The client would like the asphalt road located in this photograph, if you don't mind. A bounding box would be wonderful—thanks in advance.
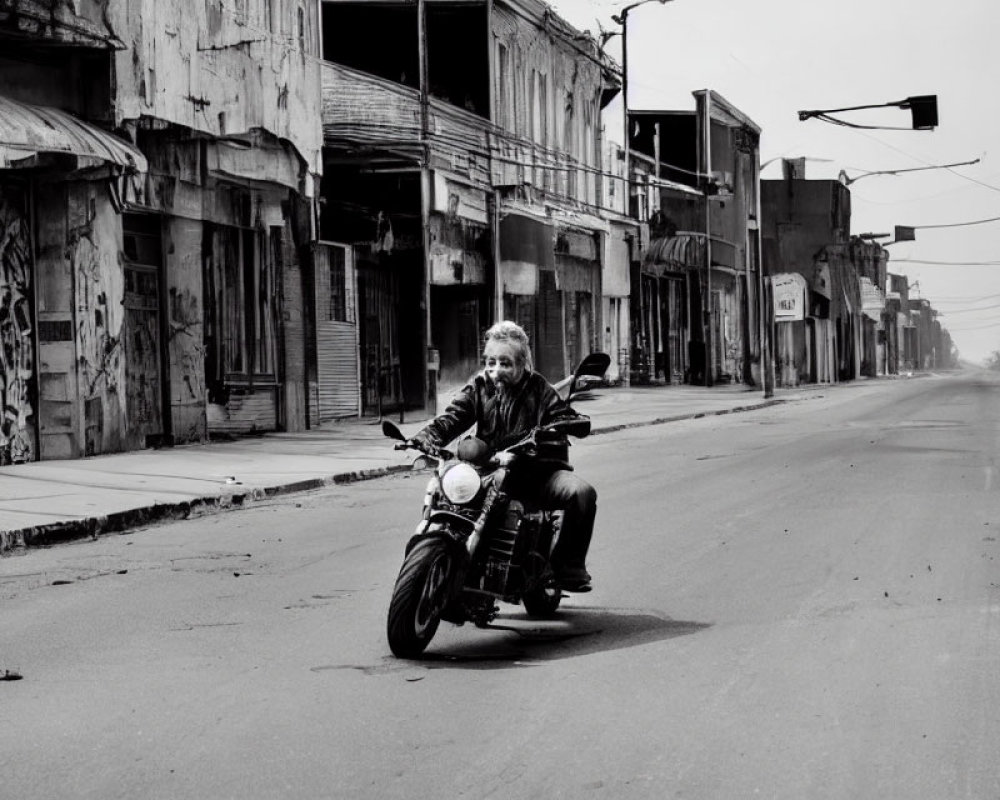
[2,371,999,799]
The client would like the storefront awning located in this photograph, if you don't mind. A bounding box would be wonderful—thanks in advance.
[0,96,147,172]
[644,233,704,273]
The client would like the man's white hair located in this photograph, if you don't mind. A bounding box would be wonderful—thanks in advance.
[484,320,533,372]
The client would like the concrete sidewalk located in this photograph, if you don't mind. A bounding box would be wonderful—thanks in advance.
[0,382,822,552]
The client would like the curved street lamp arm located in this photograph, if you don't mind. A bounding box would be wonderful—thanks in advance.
[840,158,981,185]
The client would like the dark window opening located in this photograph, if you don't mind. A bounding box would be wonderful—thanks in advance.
[426,4,489,117]
[321,2,488,117]
[319,168,422,248]
[628,112,698,188]
[322,3,419,89]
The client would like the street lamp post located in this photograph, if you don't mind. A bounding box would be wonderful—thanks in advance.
[612,0,672,213]
[797,95,939,130]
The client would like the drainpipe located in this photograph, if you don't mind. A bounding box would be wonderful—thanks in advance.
[755,148,773,397]
[703,92,713,387]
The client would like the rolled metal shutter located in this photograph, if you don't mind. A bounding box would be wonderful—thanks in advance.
[314,243,361,421]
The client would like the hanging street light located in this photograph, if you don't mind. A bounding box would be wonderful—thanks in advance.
[609,0,675,208]
[797,95,939,130]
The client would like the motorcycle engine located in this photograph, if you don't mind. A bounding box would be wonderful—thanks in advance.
[479,501,540,596]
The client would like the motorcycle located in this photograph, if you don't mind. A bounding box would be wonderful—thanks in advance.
[382,353,610,658]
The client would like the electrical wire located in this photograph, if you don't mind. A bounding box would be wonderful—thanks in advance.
[912,215,1000,231]
[932,302,1000,314]
[892,259,1000,266]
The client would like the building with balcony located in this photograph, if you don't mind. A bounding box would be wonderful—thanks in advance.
[318,0,620,417]
[630,91,762,387]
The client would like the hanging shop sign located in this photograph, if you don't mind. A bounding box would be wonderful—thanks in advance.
[772,272,807,321]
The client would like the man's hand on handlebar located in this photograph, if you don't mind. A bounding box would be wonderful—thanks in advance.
[493,451,517,467]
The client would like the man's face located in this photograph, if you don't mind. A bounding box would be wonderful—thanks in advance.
[484,341,524,390]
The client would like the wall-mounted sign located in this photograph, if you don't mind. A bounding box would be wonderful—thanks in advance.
[772,272,807,321]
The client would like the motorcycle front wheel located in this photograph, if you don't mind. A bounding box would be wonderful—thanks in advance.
[387,538,453,658]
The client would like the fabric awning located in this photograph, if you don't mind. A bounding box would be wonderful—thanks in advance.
[0,95,146,172]
[644,233,704,272]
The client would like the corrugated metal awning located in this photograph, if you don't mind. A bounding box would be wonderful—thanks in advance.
[0,95,146,172]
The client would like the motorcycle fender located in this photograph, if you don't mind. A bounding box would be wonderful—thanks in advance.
[402,525,471,608]
[403,517,473,559]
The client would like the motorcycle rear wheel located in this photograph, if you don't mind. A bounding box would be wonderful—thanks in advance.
[522,581,562,618]
[387,539,452,658]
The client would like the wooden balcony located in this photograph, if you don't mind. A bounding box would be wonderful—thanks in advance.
[321,60,595,206]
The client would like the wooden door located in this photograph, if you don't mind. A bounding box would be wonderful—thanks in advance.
[122,214,164,448]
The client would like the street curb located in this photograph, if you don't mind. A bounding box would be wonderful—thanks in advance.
[0,399,788,554]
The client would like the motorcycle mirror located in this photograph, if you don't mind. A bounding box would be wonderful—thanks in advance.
[382,420,405,441]
[549,418,591,438]
[567,352,610,401]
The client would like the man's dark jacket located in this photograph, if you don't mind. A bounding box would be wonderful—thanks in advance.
[413,370,585,465]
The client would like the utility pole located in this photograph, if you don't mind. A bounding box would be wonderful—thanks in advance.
[417,0,432,418]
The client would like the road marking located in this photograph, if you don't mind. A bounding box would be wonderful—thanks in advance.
[986,466,995,492]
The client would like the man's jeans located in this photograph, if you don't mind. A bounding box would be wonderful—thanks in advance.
[511,467,597,572]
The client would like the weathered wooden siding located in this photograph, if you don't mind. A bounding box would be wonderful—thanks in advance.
[164,216,207,443]
[111,0,322,174]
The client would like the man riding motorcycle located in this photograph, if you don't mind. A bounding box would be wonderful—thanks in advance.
[410,320,597,592]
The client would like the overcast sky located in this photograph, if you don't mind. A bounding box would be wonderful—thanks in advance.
[552,0,1000,364]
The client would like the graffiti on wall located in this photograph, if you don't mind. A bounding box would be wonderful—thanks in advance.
[67,188,124,455]
[0,189,35,464]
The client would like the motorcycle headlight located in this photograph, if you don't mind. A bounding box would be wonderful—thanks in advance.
[440,462,481,505]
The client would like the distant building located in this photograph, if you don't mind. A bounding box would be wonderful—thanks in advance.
[631,91,763,387]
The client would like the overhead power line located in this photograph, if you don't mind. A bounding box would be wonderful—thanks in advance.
[893,258,1000,266]
[913,214,1000,231]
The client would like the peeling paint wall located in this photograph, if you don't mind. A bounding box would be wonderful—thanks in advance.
[0,182,35,464]
[67,182,126,455]
[164,217,207,443]
[111,0,322,177]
